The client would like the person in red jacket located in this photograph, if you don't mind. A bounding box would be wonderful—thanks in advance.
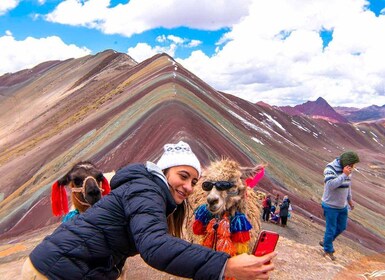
[262,194,272,222]
[22,141,276,280]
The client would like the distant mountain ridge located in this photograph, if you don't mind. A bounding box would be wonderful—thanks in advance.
[278,97,385,124]
[336,104,385,122]
[278,97,349,123]
[1,50,385,257]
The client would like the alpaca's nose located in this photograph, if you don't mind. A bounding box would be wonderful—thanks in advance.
[84,179,102,204]
[207,197,218,205]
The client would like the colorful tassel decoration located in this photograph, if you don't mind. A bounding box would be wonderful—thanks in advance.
[101,176,111,196]
[230,212,252,233]
[231,231,251,243]
[202,219,216,249]
[245,167,265,188]
[192,205,252,258]
[230,212,252,254]
[62,209,80,222]
[194,204,212,225]
[51,181,69,216]
[234,242,249,254]
[193,220,206,235]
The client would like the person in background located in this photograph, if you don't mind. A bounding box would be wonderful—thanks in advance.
[22,141,276,280]
[320,151,360,261]
[274,193,280,207]
[262,194,272,222]
[279,196,290,227]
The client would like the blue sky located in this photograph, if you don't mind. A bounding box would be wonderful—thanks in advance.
[1,0,385,108]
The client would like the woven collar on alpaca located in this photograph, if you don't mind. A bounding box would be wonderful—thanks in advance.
[192,204,252,255]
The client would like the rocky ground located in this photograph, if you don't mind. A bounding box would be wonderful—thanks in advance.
[1,212,384,279]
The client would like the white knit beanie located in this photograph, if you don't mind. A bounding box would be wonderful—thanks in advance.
[157,141,201,177]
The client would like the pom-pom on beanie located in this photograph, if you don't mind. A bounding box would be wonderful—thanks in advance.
[340,151,360,167]
[157,141,201,177]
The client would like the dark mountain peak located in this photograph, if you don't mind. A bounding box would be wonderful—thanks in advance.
[278,97,348,123]
[292,97,349,123]
[315,96,328,104]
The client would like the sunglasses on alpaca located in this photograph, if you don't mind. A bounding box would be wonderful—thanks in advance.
[202,181,235,191]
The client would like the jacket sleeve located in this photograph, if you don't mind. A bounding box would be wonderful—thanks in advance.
[324,167,348,190]
[123,180,229,279]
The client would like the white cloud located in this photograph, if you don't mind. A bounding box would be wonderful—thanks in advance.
[0,34,90,75]
[44,0,252,36]
[167,35,185,45]
[188,40,201,48]
[3,0,385,108]
[0,0,18,16]
[127,42,176,62]
[156,35,167,43]
[178,0,385,108]
[133,34,201,60]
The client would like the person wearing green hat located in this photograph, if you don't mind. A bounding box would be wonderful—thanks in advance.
[319,151,360,261]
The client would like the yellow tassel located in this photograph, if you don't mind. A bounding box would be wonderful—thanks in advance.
[235,242,249,254]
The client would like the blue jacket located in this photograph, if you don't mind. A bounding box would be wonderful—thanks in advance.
[30,163,229,279]
[279,200,289,217]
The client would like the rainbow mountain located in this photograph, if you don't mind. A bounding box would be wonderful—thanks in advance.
[0,50,384,253]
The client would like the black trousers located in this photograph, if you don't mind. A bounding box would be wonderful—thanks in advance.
[281,216,288,225]
[262,208,270,221]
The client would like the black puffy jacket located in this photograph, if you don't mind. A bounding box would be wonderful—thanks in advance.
[30,163,229,279]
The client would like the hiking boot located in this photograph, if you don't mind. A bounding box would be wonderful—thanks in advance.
[319,241,324,247]
[323,251,336,261]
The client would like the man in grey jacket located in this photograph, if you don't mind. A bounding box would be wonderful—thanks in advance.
[320,151,359,260]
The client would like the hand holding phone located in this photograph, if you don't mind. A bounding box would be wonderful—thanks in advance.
[253,230,279,257]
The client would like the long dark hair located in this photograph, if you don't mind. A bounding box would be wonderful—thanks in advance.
[163,168,189,238]
[167,200,188,238]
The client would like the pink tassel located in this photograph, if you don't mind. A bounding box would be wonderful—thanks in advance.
[245,167,265,188]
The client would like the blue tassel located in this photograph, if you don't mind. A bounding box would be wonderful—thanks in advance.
[62,209,80,223]
[194,204,212,225]
[230,212,252,233]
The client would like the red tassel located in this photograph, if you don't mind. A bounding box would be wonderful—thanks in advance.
[245,167,265,188]
[231,231,251,243]
[101,176,111,196]
[193,220,206,235]
[51,181,69,216]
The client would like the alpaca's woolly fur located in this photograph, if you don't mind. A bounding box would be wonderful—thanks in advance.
[184,158,262,253]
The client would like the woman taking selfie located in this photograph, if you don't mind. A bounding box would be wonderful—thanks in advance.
[22,141,276,280]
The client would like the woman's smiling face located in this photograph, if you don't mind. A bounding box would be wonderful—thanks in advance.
[165,165,199,204]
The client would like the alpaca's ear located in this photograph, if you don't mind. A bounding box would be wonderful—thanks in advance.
[244,166,265,188]
[51,181,69,216]
[57,174,69,186]
[101,176,111,195]
[240,164,266,179]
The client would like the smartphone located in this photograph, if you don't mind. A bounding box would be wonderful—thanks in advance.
[252,230,279,257]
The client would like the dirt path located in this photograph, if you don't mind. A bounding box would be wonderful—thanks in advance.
[1,213,384,280]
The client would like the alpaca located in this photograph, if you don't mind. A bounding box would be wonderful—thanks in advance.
[51,161,111,219]
[185,159,264,256]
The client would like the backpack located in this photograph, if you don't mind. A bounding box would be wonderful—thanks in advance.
[262,198,268,208]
